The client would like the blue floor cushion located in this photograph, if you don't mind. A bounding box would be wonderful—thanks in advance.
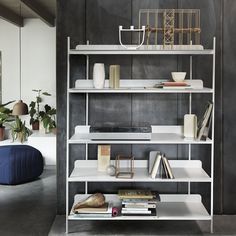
[0,145,44,185]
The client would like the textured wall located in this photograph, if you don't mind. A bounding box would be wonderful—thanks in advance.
[56,0,229,215]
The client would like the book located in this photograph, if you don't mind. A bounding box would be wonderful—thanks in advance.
[97,145,111,172]
[73,213,112,218]
[121,209,151,214]
[118,190,156,199]
[74,203,109,214]
[121,208,157,216]
[122,199,159,204]
[162,86,191,89]
[154,82,191,89]
[148,151,161,174]
[123,203,156,209]
[122,208,149,212]
[201,114,212,141]
[149,153,175,179]
[197,101,213,140]
[162,82,188,86]
[150,154,162,179]
[162,156,174,179]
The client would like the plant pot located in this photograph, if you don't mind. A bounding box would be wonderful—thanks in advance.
[51,127,57,135]
[0,127,5,141]
[32,120,40,130]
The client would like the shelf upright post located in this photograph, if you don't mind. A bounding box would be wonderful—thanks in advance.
[66,36,71,234]
[188,41,193,195]
[210,37,216,234]
[85,40,90,194]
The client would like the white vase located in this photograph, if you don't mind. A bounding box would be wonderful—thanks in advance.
[93,63,105,89]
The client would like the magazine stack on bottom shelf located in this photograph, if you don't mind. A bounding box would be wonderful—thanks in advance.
[118,190,160,217]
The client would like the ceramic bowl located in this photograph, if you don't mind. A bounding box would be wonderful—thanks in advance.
[171,72,187,82]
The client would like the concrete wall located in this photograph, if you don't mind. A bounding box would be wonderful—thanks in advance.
[57,0,236,214]
[0,18,56,113]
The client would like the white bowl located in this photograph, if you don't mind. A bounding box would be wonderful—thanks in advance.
[171,72,187,82]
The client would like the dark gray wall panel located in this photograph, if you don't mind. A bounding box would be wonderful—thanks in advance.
[86,0,132,44]
[223,0,236,214]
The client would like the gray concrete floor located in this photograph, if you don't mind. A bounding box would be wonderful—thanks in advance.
[0,166,56,236]
[49,215,236,236]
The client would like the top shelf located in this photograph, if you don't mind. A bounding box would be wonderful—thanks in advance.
[70,45,214,55]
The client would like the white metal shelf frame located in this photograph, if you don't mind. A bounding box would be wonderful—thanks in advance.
[66,37,216,234]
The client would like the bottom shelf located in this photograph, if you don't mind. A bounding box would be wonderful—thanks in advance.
[68,194,211,221]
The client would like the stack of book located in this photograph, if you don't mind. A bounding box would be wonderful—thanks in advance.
[118,190,159,216]
[149,152,174,179]
[197,101,213,141]
[155,81,191,89]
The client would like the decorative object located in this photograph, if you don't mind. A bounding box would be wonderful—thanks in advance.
[29,89,51,130]
[97,145,111,172]
[39,104,56,133]
[138,9,201,47]
[106,165,116,176]
[0,145,44,185]
[10,116,31,143]
[0,101,14,141]
[109,65,120,89]
[115,155,134,179]
[12,100,28,116]
[93,63,105,89]
[119,25,146,50]
[184,114,198,138]
[171,72,186,82]
[73,193,105,213]
[12,4,28,115]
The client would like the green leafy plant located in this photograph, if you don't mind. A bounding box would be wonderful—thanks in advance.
[0,101,15,128]
[10,116,31,143]
[39,104,56,133]
[29,89,51,125]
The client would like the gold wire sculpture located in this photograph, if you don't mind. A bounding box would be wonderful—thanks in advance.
[139,9,201,47]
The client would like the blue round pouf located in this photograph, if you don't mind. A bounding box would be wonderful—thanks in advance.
[0,145,44,185]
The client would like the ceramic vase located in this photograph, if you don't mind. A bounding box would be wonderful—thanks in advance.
[109,65,120,89]
[93,63,105,89]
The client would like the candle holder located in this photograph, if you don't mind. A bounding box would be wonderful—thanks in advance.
[115,155,134,179]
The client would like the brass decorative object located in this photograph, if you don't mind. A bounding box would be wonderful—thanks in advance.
[138,9,201,47]
[115,155,134,179]
[73,193,105,213]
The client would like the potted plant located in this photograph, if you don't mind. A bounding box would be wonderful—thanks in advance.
[29,89,51,130]
[0,101,14,141]
[10,116,31,143]
[39,104,56,134]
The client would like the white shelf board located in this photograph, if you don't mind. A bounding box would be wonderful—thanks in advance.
[70,45,214,55]
[68,160,211,183]
[68,194,211,221]
[70,79,211,94]
[69,87,213,94]
[69,132,212,144]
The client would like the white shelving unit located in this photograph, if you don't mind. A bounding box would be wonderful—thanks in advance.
[66,37,216,234]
